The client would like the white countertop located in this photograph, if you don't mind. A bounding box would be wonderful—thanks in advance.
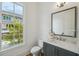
[44,39,79,54]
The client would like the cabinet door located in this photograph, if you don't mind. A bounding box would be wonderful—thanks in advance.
[57,47,77,56]
[43,42,57,56]
[43,42,49,56]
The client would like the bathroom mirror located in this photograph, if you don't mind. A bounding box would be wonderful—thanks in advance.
[51,7,77,37]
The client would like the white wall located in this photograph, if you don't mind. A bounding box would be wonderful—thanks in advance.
[37,2,55,41]
[0,2,39,56]
[38,2,79,46]
[23,2,39,51]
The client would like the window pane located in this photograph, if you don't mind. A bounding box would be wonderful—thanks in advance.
[2,2,14,12]
[0,3,23,50]
[15,4,23,15]
[1,14,23,49]
[13,17,23,44]
[1,14,14,49]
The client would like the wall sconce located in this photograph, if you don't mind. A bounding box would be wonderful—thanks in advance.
[56,2,66,8]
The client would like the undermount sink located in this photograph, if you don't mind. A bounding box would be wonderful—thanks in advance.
[47,39,62,45]
[48,39,62,43]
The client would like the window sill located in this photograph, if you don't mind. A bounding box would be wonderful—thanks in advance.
[0,42,24,53]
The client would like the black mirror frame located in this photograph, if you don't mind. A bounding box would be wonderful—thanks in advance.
[51,6,77,37]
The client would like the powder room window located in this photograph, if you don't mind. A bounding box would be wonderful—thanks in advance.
[0,2,23,50]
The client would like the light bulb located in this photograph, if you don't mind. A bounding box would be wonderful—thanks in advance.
[56,2,66,8]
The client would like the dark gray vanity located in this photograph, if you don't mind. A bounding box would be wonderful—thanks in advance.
[43,42,79,56]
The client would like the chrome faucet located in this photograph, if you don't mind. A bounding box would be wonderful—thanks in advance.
[56,33,66,41]
[49,32,66,41]
[57,33,64,41]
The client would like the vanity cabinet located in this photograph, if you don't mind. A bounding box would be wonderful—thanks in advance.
[43,42,78,56]
[57,47,77,56]
[43,42,57,56]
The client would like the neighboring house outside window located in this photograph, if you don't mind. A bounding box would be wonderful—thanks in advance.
[0,2,23,50]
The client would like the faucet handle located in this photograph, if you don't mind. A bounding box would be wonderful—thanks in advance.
[61,32,64,35]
